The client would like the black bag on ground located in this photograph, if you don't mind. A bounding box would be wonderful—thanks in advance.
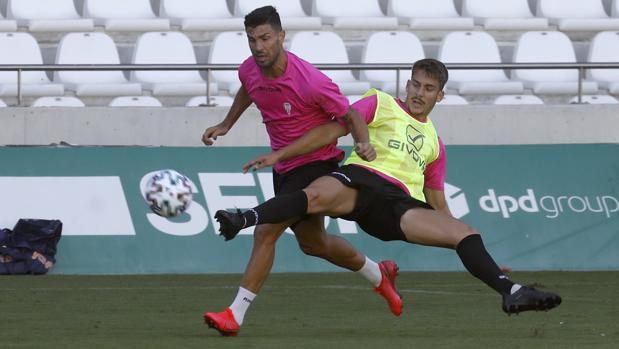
[0,219,62,275]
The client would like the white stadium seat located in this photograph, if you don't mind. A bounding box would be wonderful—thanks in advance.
[438,32,524,94]
[208,31,251,94]
[438,95,469,105]
[512,31,598,94]
[0,9,17,31]
[0,33,64,97]
[569,95,619,104]
[614,0,619,17]
[131,32,217,96]
[109,96,163,107]
[360,31,425,96]
[186,95,234,107]
[0,99,6,107]
[588,31,619,94]
[462,0,549,30]
[7,0,93,32]
[84,0,170,31]
[160,0,243,31]
[536,0,619,31]
[31,96,85,107]
[54,33,141,97]
[235,0,321,30]
[388,0,474,30]
[312,0,398,29]
[493,95,545,105]
[289,31,371,95]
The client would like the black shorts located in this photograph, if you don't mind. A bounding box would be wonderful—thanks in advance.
[273,158,340,195]
[326,165,433,241]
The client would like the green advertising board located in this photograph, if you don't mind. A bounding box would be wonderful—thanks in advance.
[0,144,617,274]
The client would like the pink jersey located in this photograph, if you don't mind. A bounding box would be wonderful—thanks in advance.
[351,95,447,193]
[239,51,349,173]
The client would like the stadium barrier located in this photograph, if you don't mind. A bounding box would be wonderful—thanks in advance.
[0,145,617,274]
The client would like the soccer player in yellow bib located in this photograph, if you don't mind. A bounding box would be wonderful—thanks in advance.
[216,59,562,316]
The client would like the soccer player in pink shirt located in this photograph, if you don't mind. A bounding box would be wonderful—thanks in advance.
[202,6,401,336]
[216,59,562,321]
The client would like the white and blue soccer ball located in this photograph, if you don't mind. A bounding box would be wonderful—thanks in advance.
[143,169,193,217]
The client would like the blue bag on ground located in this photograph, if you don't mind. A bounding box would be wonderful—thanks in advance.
[0,219,62,274]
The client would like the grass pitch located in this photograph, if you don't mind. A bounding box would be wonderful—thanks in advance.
[2,271,617,349]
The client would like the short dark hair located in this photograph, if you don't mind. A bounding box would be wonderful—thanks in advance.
[412,59,449,90]
[244,6,282,31]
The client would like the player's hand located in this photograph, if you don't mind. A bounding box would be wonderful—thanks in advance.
[354,142,376,161]
[202,124,230,146]
[243,152,281,173]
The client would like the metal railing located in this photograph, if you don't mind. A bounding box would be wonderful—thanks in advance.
[1,62,618,106]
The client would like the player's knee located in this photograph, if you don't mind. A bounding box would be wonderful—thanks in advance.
[303,187,327,214]
[454,225,479,247]
[253,226,282,246]
[297,237,327,257]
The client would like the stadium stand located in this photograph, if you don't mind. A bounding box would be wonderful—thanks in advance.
[83,0,169,31]
[235,0,321,30]
[360,31,425,96]
[438,31,524,94]
[31,96,84,107]
[109,96,163,107]
[536,0,619,31]
[131,32,217,96]
[0,32,64,97]
[512,31,598,95]
[388,0,474,30]
[7,0,93,32]
[569,95,619,104]
[588,31,619,94]
[0,7,17,31]
[186,95,234,107]
[208,31,251,94]
[493,95,545,104]
[461,0,549,30]
[289,31,370,95]
[614,0,619,17]
[54,32,141,97]
[438,95,469,105]
[160,0,243,31]
[312,0,398,30]
[0,99,6,107]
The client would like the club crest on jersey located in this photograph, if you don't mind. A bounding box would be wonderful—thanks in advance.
[283,102,292,116]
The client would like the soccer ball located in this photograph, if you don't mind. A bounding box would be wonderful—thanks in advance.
[143,169,193,217]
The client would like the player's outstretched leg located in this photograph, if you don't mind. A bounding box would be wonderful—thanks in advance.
[374,260,403,316]
[204,308,240,336]
[502,286,562,315]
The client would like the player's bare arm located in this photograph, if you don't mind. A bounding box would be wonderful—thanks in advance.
[423,187,453,217]
[202,86,253,145]
[344,107,376,161]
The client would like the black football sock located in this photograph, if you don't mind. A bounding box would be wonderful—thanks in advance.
[241,190,308,227]
[456,234,514,295]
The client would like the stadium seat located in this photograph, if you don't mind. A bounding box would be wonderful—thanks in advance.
[54,33,141,97]
[131,32,217,96]
[109,96,163,107]
[160,0,243,31]
[0,33,64,97]
[569,95,619,104]
[234,0,321,30]
[0,10,17,31]
[588,31,619,94]
[388,0,474,30]
[536,0,619,30]
[289,31,370,95]
[6,0,93,32]
[438,32,524,94]
[84,0,170,31]
[512,31,598,94]
[360,31,425,96]
[438,95,469,105]
[31,96,85,107]
[461,0,549,30]
[493,95,545,104]
[0,99,6,107]
[312,0,398,29]
[186,95,234,107]
[614,0,619,17]
[208,31,251,94]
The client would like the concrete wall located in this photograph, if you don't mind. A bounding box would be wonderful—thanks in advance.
[1,105,618,146]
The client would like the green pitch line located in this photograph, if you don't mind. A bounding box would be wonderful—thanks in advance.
[1,272,617,349]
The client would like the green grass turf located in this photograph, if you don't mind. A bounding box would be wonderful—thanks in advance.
[2,271,617,349]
